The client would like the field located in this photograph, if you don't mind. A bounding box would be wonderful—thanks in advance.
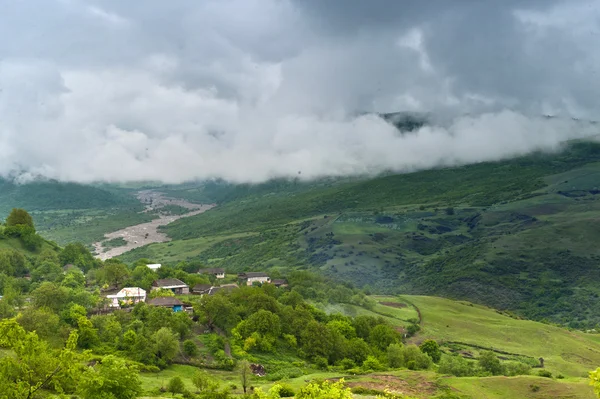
[133,294,599,398]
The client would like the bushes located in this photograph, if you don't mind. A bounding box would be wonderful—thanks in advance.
[504,361,531,376]
[537,369,553,378]
[478,351,503,375]
[401,345,432,370]
[438,355,475,377]
[183,339,199,357]
[362,356,384,371]
[167,376,187,394]
[419,340,441,363]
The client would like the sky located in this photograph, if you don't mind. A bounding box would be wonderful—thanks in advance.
[1,0,600,183]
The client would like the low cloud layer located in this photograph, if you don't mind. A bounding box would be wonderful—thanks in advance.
[1,0,600,183]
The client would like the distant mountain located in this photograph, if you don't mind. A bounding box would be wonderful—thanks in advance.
[0,178,139,217]
[378,111,430,131]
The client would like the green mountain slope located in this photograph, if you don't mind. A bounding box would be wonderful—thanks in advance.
[0,179,149,245]
[139,141,600,328]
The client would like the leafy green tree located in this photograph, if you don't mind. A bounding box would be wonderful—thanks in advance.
[239,359,251,394]
[59,243,97,272]
[300,320,333,362]
[61,270,85,290]
[167,376,187,394]
[16,306,61,342]
[387,343,404,368]
[192,370,220,393]
[153,327,179,364]
[345,338,371,365]
[100,260,130,288]
[30,260,63,283]
[327,319,357,339]
[419,339,442,363]
[78,355,142,399]
[77,316,99,349]
[438,354,475,377]
[402,345,432,370]
[196,293,238,330]
[362,355,384,371]
[61,302,87,326]
[128,265,158,290]
[0,319,84,398]
[590,367,600,398]
[0,249,28,277]
[6,208,34,229]
[31,282,69,312]
[478,351,503,375]
[238,309,281,338]
[296,379,352,399]
[183,339,199,357]
[369,324,401,351]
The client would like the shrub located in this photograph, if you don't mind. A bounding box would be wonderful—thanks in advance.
[272,383,295,397]
[503,361,530,376]
[183,339,199,357]
[556,374,565,379]
[167,376,187,394]
[530,384,540,392]
[438,354,475,377]
[387,343,403,368]
[362,356,384,371]
[402,345,432,370]
[478,351,503,375]
[339,358,356,370]
[419,340,441,363]
[314,356,329,370]
[537,370,553,378]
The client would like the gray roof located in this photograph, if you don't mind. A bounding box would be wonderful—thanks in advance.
[148,297,183,307]
[153,278,187,288]
[239,272,270,278]
[208,284,239,295]
[193,283,212,292]
[198,268,225,274]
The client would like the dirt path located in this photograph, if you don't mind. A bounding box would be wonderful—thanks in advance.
[93,190,215,260]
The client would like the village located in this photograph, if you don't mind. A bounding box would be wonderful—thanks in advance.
[104,265,289,312]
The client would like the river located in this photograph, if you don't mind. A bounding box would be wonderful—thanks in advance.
[93,190,215,260]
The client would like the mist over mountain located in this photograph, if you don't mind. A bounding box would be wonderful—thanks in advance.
[1,0,600,183]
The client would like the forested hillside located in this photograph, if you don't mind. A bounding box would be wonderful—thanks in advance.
[131,141,600,329]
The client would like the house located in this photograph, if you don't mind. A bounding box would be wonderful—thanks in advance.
[208,284,239,296]
[148,296,184,312]
[192,283,212,295]
[272,279,288,288]
[198,267,225,279]
[106,287,146,308]
[152,278,189,294]
[238,272,271,286]
[147,263,162,271]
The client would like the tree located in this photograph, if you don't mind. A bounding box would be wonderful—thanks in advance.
[239,359,251,394]
[78,355,142,399]
[438,354,474,377]
[59,243,97,272]
[77,316,99,349]
[0,319,85,398]
[296,379,352,399]
[478,351,503,375]
[300,320,333,361]
[6,208,34,229]
[419,339,441,363]
[183,339,199,357]
[590,367,600,398]
[369,324,401,351]
[30,282,69,313]
[101,260,130,288]
[387,343,404,368]
[192,370,219,393]
[167,376,187,394]
[152,327,179,364]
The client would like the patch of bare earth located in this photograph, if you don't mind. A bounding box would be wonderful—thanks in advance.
[379,301,407,308]
[93,190,215,260]
[346,375,438,398]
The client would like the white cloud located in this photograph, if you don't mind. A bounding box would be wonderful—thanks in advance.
[0,0,599,183]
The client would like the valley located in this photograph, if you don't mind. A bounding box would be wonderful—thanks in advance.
[93,190,215,260]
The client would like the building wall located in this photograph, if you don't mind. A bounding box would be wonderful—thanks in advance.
[246,277,271,286]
